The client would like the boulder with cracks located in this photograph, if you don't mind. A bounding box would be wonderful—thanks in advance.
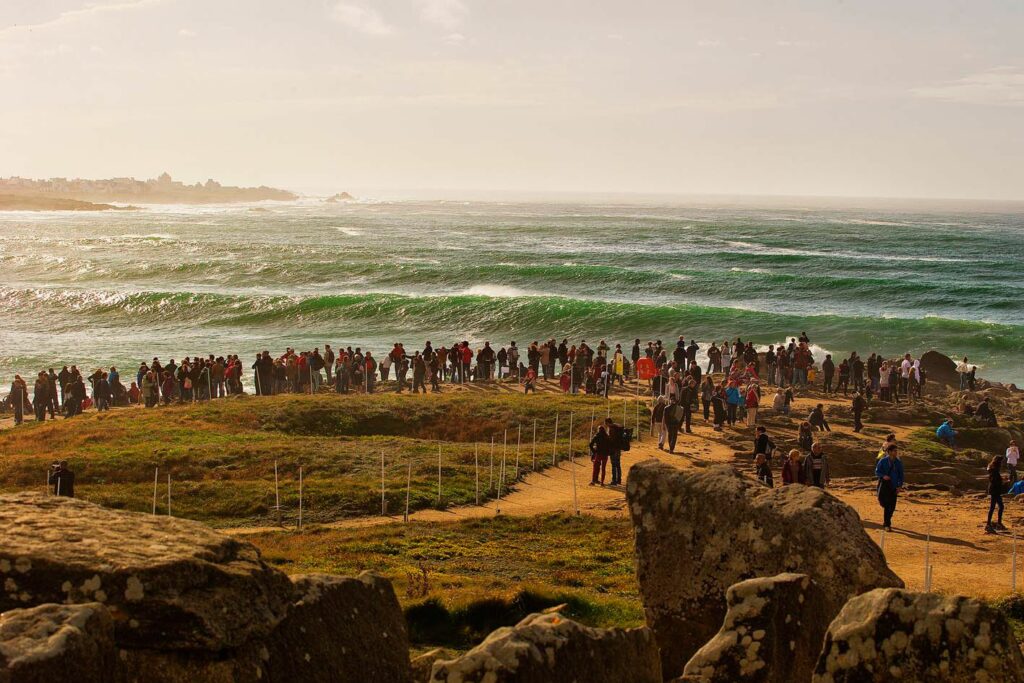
[681,573,831,682]
[627,461,902,678]
[429,611,662,683]
[813,588,1024,682]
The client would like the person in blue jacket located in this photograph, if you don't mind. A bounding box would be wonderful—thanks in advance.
[875,443,904,531]
[725,381,742,427]
[936,419,957,449]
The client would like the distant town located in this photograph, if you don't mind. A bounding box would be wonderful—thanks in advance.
[0,172,296,207]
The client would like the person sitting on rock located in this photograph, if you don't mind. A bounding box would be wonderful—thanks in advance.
[936,418,957,449]
[975,397,998,428]
[808,403,831,432]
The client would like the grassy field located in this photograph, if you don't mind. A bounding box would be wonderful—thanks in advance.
[0,392,644,526]
[248,513,641,650]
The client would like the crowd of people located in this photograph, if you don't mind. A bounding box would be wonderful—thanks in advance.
[3,333,1011,536]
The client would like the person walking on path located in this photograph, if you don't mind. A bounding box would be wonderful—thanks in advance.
[986,454,1007,533]
[663,398,684,454]
[875,443,904,531]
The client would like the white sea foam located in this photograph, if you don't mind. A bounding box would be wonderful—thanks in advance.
[333,227,363,236]
[462,284,534,298]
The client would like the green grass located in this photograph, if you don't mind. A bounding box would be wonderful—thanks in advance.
[0,392,645,527]
[247,513,642,650]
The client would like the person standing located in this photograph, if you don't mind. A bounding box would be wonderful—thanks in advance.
[745,383,760,427]
[652,397,667,448]
[822,354,835,393]
[852,391,867,433]
[589,424,610,486]
[9,375,27,425]
[875,444,904,531]
[803,442,830,488]
[753,425,775,465]
[957,356,971,391]
[663,398,684,453]
[782,449,805,485]
[1007,440,1020,488]
[49,461,75,497]
[33,372,50,421]
[986,454,1007,533]
[725,381,741,427]
[606,418,624,486]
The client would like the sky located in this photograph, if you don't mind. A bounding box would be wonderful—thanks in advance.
[1,0,1023,200]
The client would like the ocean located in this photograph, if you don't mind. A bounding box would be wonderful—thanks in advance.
[1,198,1022,383]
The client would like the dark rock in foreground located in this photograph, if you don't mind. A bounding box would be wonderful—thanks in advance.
[429,611,662,682]
[0,603,116,683]
[0,494,410,682]
[681,573,831,682]
[627,461,902,678]
[813,588,1024,682]
[261,573,410,682]
[0,492,293,650]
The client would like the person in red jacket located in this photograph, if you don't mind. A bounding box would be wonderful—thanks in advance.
[745,383,760,427]
[781,449,806,485]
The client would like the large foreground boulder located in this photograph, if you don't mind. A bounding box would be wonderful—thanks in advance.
[429,612,662,682]
[0,493,293,650]
[260,573,410,682]
[682,573,831,682]
[0,602,117,683]
[813,588,1024,682]
[627,462,902,678]
[0,494,411,683]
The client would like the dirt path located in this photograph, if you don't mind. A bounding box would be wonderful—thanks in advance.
[232,402,1024,600]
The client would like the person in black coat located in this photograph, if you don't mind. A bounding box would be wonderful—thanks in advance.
[50,461,75,497]
[852,392,867,433]
[822,355,835,393]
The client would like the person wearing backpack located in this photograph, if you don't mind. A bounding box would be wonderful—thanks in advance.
[753,426,775,465]
[605,418,625,486]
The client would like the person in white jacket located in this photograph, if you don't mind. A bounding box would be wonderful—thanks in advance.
[1007,440,1020,488]
[957,356,971,390]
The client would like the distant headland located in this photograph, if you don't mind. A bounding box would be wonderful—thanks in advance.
[0,172,296,209]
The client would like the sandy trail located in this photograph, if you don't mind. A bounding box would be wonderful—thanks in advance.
[233,394,1024,600]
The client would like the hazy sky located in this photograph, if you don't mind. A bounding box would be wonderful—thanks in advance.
[2,0,1023,199]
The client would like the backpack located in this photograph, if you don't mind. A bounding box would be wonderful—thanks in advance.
[620,427,633,452]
